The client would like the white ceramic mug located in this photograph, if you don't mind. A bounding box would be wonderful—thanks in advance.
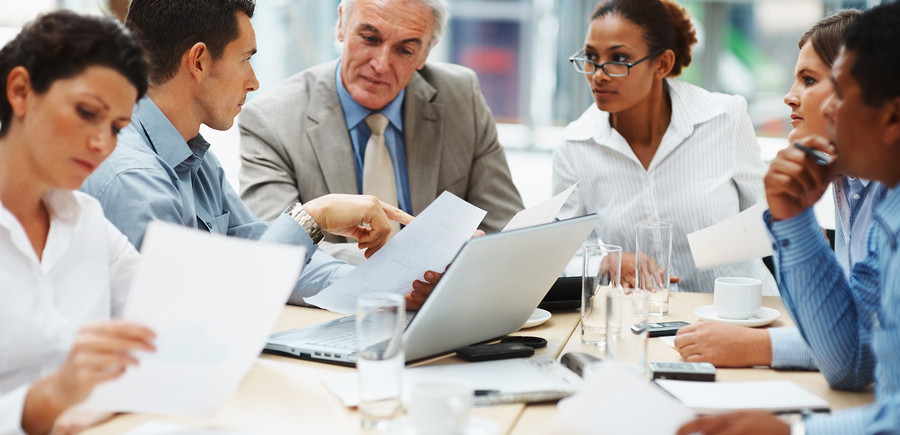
[409,381,471,435]
[713,277,762,320]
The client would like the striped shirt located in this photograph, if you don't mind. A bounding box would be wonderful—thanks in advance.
[767,185,900,433]
[553,79,776,294]
[769,179,888,370]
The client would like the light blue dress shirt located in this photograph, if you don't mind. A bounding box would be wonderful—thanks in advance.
[81,96,353,304]
[768,179,888,370]
[334,64,413,214]
[766,186,900,433]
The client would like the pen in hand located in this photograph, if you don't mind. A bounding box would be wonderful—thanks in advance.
[793,142,834,166]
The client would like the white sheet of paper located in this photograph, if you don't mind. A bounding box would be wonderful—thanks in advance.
[305,192,486,314]
[322,357,581,407]
[125,422,252,435]
[543,363,694,435]
[79,222,305,417]
[687,202,773,270]
[655,379,829,414]
[503,184,577,231]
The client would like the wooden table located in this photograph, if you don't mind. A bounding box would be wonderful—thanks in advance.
[86,292,874,434]
[508,292,875,434]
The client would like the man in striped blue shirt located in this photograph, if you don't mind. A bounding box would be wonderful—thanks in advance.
[679,2,900,433]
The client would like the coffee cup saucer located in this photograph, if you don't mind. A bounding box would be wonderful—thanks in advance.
[694,305,781,327]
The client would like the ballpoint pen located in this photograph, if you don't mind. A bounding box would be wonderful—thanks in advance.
[472,389,574,406]
[793,142,834,166]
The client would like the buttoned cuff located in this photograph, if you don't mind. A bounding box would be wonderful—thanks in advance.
[765,208,830,268]
[769,327,817,370]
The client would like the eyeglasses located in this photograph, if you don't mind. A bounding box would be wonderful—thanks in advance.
[569,48,665,77]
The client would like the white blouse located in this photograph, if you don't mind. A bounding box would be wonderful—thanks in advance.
[0,190,139,434]
[553,79,777,295]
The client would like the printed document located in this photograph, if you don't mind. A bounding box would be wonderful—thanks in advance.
[79,222,306,416]
[305,192,486,314]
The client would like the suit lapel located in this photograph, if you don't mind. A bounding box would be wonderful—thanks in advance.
[404,71,442,214]
[307,61,359,195]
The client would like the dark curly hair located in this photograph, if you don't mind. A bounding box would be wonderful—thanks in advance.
[125,0,255,85]
[0,10,148,137]
[843,2,900,106]
[798,10,860,68]
[591,0,697,77]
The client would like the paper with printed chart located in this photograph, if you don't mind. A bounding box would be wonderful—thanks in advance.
[687,202,773,270]
[305,191,486,314]
[79,222,306,416]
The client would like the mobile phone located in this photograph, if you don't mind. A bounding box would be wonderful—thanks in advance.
[633,320,690,337]
[649,361,716,381]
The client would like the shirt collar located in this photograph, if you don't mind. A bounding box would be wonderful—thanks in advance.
[132,96,195,168]
[563,79,727,144]
[335,62,405,132]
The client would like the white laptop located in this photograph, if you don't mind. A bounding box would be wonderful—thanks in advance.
[264,214,599,365]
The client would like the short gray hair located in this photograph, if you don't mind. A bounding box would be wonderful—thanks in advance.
[337,0,449,50]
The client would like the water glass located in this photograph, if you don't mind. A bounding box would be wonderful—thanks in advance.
[635,222,673,317]
[356,293,405,429]
[581,244,622,348]
[605,287,650,379]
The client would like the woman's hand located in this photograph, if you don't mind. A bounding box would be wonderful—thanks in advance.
[22,320,155,434]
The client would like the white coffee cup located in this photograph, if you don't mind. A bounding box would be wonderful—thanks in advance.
[713,277,762,320]
[409,381,471,435]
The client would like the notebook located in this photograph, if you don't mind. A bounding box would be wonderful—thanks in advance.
[264,214,600,365]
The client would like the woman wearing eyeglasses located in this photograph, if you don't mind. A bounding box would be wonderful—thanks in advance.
[553,0,775,294]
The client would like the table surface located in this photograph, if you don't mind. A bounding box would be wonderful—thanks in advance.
[85,292,874,434]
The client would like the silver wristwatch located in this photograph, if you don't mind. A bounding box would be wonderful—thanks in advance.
[284,203,324,244]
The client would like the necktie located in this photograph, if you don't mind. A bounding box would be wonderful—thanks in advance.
[362,113,400,234]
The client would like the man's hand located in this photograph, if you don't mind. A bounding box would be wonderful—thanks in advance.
[23,320,155,435]
[677,410,790,435]
[302,194,414,257]
[620,251,680,288]
[408,270,442,310]
[765,136,837,221]
[674,322,772,367]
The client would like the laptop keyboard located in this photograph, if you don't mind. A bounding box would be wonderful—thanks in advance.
[308,314,415,351]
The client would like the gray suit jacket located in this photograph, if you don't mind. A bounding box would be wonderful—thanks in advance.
[239,60,523,245]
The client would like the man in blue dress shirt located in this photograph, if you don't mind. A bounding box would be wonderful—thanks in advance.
[679,3,900,434]
[82,0,436,308]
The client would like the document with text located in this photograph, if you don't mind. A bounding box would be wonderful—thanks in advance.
[79,222,306,417]
[305,192,486,314]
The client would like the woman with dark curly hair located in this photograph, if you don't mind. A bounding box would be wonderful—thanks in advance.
[554,0,775,296]
[0,10,153,434]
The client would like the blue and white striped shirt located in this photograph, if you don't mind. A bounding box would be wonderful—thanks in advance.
[769,179,889,370]
[766,185,900,432]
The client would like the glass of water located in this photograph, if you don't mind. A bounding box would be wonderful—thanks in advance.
[356,292,405,429]
[635,222,673,317]
[581,244,622,348]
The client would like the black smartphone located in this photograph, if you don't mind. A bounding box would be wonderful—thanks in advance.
[633,320,690,337]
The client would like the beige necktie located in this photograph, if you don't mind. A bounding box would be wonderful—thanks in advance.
[362,113,400,234]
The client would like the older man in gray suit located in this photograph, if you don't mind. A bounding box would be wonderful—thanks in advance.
[239,0,523,263]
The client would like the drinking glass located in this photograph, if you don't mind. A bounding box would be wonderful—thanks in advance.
[356,293,405,429]
[605,287,650,379]
[635,222,673,317]
[581,244,622,348]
